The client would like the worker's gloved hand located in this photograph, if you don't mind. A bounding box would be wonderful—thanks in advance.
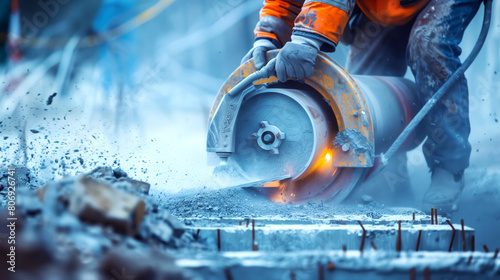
[271,35,321,83]
[241,39,278,69]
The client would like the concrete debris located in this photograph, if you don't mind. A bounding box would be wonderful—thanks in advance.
[68,175,146,236]
[46,92,57,105]
[87,166,115,179]
[0,166,198,279]
[113,167,128,179]
[115,177,151,195]
[361,195,374,204]
[86,166,151,195]
[149,220,174,243]
[161,211,186,238]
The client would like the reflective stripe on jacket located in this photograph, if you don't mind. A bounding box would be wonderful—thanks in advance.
[255,0,429,50]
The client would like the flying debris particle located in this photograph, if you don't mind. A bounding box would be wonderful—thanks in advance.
[47,92,57,105]
[30,129,40,134]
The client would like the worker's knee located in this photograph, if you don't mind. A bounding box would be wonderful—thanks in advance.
[407,27,458,84]
[406,1,464,83]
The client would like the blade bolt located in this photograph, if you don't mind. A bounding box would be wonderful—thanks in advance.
[251,133,258,139]
[342,143,350,152]
[276,133,280,139]
[259,122,265,128]
[263,134,273,142]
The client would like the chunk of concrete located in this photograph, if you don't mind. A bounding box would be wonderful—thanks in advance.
[113,167,128,179]
[68,175,145,235]
[116,178,150,195]
[87,166,114,179]
[150,221,174,244]
[162,211,185,238]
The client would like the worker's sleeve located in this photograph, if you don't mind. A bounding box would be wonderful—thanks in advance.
[293,0,356,52]
[254,0,304,47]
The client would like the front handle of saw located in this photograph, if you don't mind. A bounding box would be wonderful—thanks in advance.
[227,58,276,97]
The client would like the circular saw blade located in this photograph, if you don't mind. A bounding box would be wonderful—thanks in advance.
[229,88,319,182]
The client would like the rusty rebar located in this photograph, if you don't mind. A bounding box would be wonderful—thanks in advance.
[396,220,402,252]
[413,212,415,220]
[409,268,416,280]
[424,267,430,280]
[252,219,258,251]
[246,219,249,227]
[370,241,377,250]
[224,268,233,280]
[461,219,466,251]
[239,221,242,226]
[446,220,455,252]
[494,249,499,259]
[483,245,490,253]
[472,235,475,251]
[217,229,221,251]
[431,209,434,225]
[467,255,473,265]
[358,220,366,254]
[318,263,325,280]
[196,229,200,238]
[327,261,335,271]
[434,209,438,224]
[342,244,347,254]
[416,230,422,251]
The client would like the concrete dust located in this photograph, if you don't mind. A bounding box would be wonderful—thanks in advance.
[161,185,421,221]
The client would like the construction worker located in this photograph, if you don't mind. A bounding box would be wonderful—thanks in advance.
[241,0,482,214]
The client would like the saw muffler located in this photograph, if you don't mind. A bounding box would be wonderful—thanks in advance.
[207,51,421,203]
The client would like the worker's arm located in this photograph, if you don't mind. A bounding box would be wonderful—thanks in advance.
[242,0,304,68]
[254,0,355,51]
[292,0,355,52]
[254,0,304,48]
[243,0,355,80]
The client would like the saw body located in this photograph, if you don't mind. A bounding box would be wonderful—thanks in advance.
[207,51,421,203]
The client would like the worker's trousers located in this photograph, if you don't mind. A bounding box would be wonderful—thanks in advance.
[344,0,482,175]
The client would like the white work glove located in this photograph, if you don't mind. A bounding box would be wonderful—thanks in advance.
[241,39,278,69]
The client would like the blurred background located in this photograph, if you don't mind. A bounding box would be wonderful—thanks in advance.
[0,0,499,245]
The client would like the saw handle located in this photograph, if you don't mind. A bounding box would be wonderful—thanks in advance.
[227,58,276,97]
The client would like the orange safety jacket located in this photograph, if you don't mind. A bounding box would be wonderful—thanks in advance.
[255,0,429,51]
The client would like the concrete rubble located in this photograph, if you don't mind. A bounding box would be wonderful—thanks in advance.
[68,175,146,236]
[0,166,198,280]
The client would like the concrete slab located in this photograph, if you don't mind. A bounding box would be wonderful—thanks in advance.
[185,216,474,252]
[176,251,500,280]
